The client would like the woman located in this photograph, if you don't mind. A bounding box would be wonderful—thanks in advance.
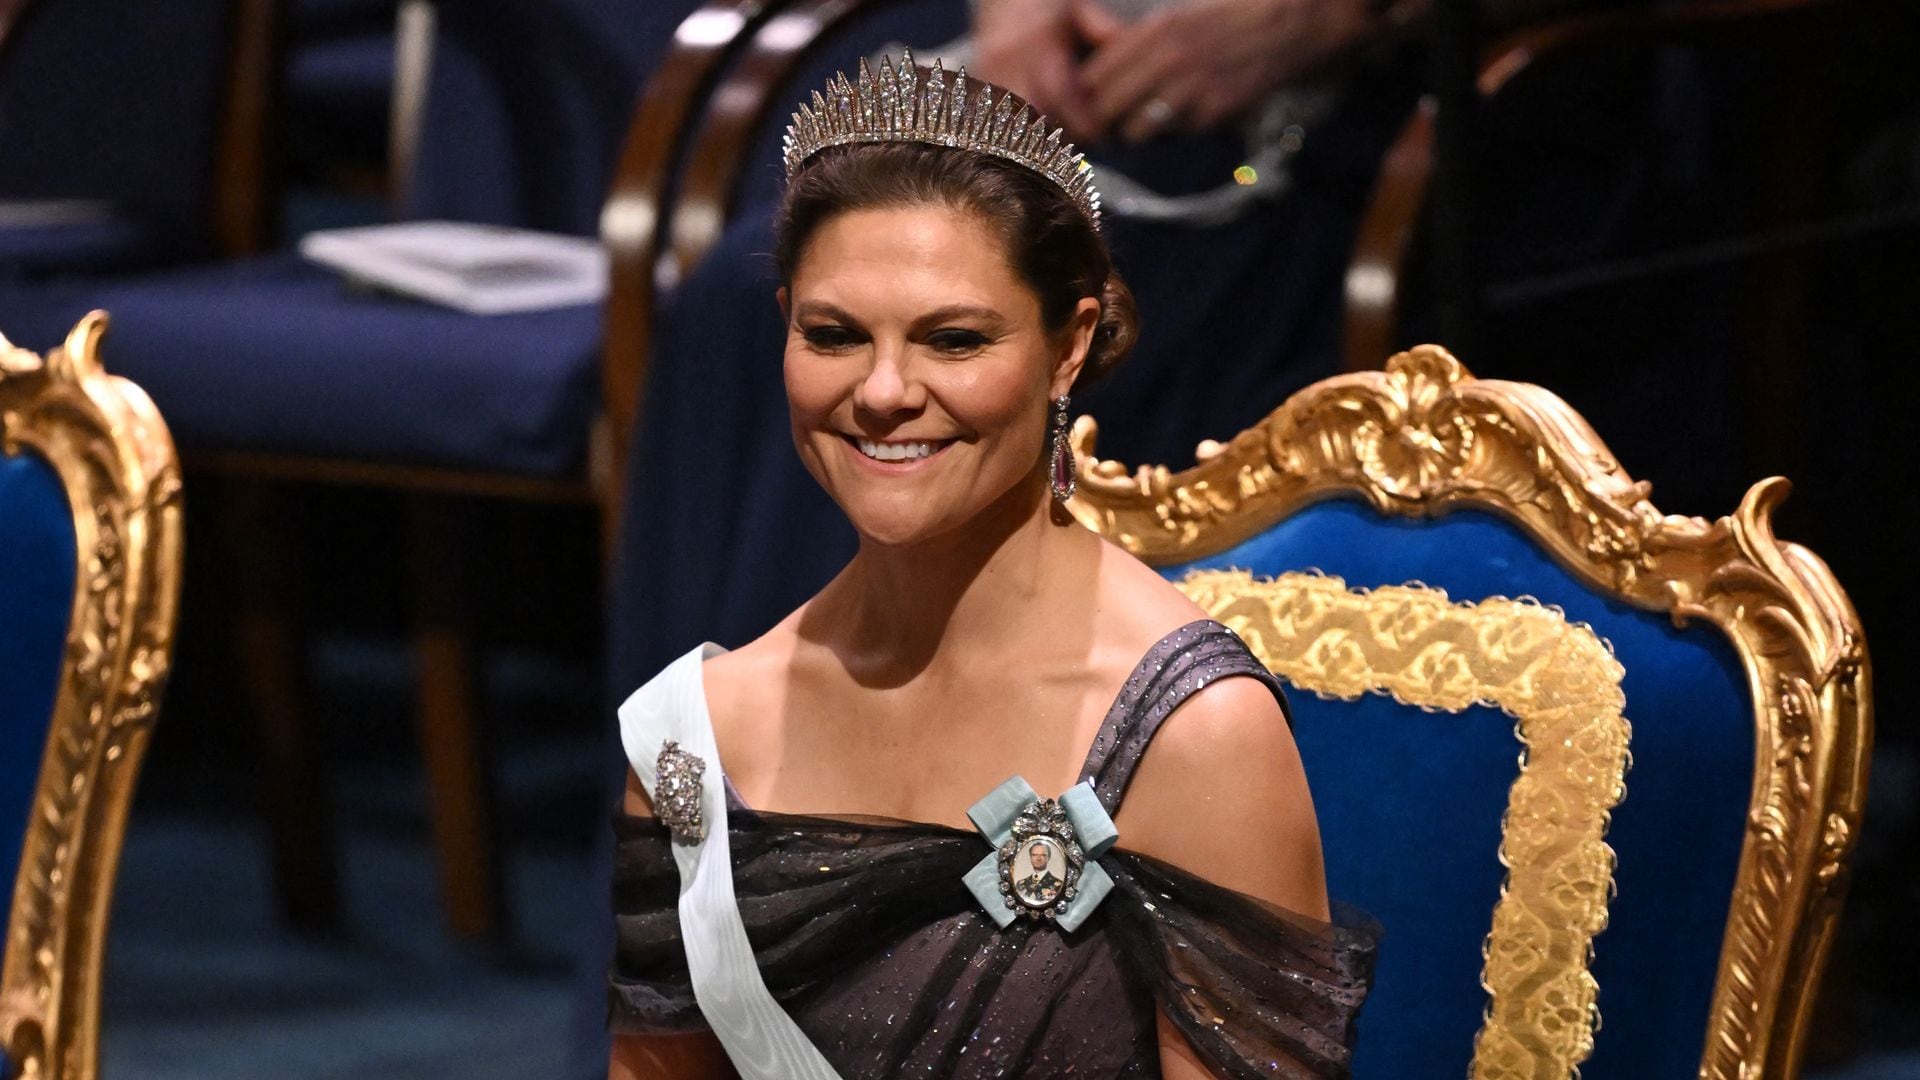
[608,57,1375,1079]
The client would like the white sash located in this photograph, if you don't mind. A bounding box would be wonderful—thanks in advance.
[617,644,844,1080]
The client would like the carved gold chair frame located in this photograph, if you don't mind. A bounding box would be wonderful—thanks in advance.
[1066,346,1871,1079]
[1,314,183,1080]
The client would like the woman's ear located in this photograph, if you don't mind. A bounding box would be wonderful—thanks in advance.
[776,286,791,323]
[1050,295,1102,398]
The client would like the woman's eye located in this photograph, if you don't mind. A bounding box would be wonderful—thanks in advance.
[802,325,862,351]
[927,329,990,355]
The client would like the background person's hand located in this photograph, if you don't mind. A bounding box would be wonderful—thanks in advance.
[971,0,1101,141]
[1075,0,1382,142]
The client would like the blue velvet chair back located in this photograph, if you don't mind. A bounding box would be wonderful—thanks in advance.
[400,0,707,235]
[0,0,234,255]
[1171,505,1746,1076]
[0,453,74,935]
[1069,347,1870,1078]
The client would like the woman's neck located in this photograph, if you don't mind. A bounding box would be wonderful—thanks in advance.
[816,472,1097,686]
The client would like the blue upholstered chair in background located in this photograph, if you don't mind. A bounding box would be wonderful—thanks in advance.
[0,0,752,939]
[282,0,401,191]
[0,0,277,280]
[1,314,183,1080]
[1070,346,1871,1078]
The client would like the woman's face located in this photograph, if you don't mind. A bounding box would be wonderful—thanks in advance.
[782,204,1095,547]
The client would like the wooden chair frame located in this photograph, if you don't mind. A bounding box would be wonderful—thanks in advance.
[0,313,184,1080]
[0,0,282,258]
[1064,344,1871,1078]
[0,0,785,941]
[1340,0,1854,370]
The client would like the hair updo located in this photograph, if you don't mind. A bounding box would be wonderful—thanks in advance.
[774,142,1138,390]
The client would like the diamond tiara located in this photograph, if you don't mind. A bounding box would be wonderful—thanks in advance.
[781,49,1102,229]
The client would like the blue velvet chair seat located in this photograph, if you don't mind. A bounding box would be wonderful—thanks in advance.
[1165,500,1752,1078]
[0,253,601,476]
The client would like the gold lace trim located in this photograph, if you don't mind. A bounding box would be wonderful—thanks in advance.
[1178,569,1630,1077]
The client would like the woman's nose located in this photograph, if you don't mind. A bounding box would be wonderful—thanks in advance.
[853,343,924,417]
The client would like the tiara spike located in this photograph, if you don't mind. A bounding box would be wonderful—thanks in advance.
[876,55,899,133]
[1018,112,1043,157]
[895,51,918,131]
[923,60,947,138]
[988,92,1016,144]
[782,52,1101,228]
[1006,109,1030,155]
[832,73,853,136]
[947,66,968,141]
[857,58,878,131]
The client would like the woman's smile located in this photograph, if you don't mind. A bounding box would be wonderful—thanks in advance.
[843,434,959,468]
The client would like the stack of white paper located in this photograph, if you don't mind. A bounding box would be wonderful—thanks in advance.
[299,221,609,315]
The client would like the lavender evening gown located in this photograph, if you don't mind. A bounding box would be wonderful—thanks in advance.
[609,621,1378,1078]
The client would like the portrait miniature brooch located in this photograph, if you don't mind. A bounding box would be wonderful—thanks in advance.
[964,777,1117,930]
[655,740,707,844]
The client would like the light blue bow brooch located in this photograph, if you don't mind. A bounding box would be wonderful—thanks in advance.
[963,777,1118,931]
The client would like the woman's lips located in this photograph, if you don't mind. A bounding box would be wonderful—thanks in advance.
[840,434,957,470]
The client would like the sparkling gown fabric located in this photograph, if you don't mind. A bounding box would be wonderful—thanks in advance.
[610,622,1380,1078]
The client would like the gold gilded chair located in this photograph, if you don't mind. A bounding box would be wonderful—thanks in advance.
[1067,346,1870,1078]
[1,314,182,1080]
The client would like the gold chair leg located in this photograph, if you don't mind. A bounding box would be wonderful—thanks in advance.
[406,495,504,940]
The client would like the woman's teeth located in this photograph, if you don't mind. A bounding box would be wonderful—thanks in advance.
[856,438,941,462]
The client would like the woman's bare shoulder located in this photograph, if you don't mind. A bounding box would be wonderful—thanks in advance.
[699,607,817,798]
[1090,534,1214,645]
[1116,674,1328,919]
[624,611,807,819]
[700,608,807,721]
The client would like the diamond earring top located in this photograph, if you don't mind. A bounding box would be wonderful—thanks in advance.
[781,50,1102,230]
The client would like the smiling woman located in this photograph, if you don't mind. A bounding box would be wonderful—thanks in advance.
[606,56,1374,1080]
[779,199,1097,546]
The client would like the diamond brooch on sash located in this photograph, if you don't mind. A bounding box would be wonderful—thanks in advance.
[998,798,1084,921]
[655,740,707,844]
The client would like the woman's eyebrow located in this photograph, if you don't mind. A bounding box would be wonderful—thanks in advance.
[792,300,863,324]
[912,305,1004,328]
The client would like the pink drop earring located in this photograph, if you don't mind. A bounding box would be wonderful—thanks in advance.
[1049,395,1076,502]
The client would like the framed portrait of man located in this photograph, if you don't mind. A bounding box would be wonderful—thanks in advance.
[1012,836,1067,908]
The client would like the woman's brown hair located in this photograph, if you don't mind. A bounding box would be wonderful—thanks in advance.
[774,141,1138,390]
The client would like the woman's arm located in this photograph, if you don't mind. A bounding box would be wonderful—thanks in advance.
[1112,677,1330,1078]
[609,1031,738,1080]
[608,771,738,1080]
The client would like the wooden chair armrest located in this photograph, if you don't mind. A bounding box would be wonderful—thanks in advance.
[666,0,912,277]
[1340,0,1843,371]
[597,0,785,518]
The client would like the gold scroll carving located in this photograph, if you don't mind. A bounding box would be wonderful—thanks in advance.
[1,313,183,1080]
